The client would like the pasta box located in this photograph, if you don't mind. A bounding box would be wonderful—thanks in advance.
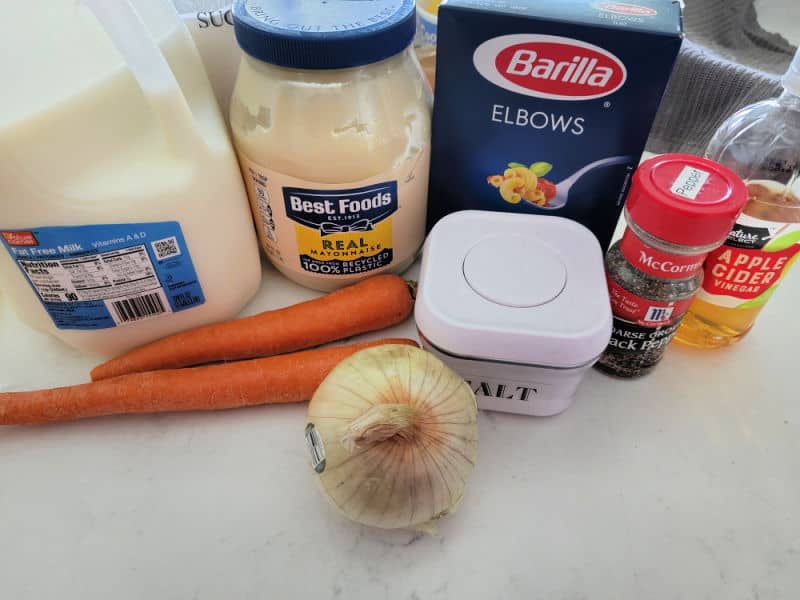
[427,0,683,249]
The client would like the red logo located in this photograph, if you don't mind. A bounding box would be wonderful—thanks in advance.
[607,277,693,327]
[2,231,38,246]
[474,35,627,100]
[595,2,658,16]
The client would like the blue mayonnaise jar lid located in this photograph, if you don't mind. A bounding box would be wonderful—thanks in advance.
[232,0,417,70]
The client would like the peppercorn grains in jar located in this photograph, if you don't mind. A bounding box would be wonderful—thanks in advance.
[596,154,748,378]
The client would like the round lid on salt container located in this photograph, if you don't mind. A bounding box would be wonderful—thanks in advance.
[415,211,613,369]
[463,236,568,307]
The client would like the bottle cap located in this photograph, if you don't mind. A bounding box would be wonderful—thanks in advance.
[627,154,748,247]
[783,48,800,97]
[232,0,416,70]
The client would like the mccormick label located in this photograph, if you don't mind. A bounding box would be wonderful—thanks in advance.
[697,214,800,308]
[605,277,694,355]
[619,230,706,279]
[603,234,705,363]
[428,0,683,249]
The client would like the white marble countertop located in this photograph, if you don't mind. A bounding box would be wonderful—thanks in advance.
[1,248,799,599]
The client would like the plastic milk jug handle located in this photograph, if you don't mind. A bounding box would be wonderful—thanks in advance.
[82,0,205,156]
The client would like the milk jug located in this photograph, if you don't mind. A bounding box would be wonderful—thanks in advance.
[0,0,262,357]
[173,0,239,116]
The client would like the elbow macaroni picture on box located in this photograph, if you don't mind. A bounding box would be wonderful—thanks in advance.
[487,162,558,207]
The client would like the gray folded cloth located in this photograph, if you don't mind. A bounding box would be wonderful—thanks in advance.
[648,0,797,155]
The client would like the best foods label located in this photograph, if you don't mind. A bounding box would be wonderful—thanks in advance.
[240,154,429,280]
[284,182,398,276]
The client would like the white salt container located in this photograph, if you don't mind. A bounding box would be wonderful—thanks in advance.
[415,211,613,416]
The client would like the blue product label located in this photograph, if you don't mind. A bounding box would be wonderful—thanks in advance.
[283,182,398,276]
[0,223,205,330]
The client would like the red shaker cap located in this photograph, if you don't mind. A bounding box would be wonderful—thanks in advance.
[626,154,748,247]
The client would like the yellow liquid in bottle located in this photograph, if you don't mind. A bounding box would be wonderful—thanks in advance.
[676,181,800,348]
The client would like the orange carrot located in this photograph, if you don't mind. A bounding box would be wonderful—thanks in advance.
[1,339,418,426]
[91,274,415,381]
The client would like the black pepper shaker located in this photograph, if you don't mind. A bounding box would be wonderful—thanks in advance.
[596,154,747,378]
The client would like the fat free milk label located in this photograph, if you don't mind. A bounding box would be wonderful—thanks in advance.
[0,222,205,330]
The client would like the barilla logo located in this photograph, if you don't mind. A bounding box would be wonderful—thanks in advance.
[2,231,38,246]
[595,3,658,16]
[473,35,627,100]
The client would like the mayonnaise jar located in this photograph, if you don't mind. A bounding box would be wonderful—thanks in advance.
[230,0,431,291]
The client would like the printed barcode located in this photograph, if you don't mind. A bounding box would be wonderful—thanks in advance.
[110,292,167,323]
[152,236,181,261]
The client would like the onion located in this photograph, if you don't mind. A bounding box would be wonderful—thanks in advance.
[305,344,479,531]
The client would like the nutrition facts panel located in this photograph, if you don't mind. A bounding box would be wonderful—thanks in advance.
[18,245,163,304]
